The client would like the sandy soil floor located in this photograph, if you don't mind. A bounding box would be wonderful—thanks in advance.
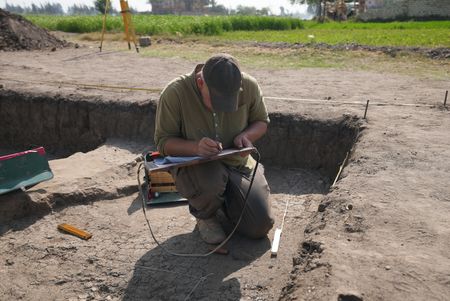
[1,42,450,301]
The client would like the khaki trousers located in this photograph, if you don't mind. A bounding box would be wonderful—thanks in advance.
[170,161,274,239]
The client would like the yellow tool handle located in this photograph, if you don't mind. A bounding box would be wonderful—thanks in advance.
[57,223,92,240]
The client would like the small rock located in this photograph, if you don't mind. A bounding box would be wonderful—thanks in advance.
[87,257,97,264]
[91,287,98,292]
[385,265,391,270]
[105,297,112,301]
[78,294,88,299]
[55,279,67,285]
[338,293,363,301]
[99,284,111,293]
[74,43,79,48]
[5,259,14,265]
[0,84,4,89]
[139,36,151,47]
[51,47,56,52]
[318,203,327,212]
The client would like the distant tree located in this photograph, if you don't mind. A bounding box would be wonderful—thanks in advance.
[235,5,270,16]
[31,3,38,13]
[5,3,25,14]
[258,7,271,16]
[68,4,97,15]
[43,2,63,14]
[290,0,324,20]
[94,0,111,14]
[235,5,257,15]
[209,4,228,15]
[23,2,64,15]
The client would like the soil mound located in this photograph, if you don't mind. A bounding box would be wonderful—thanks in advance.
[0,8,68,51]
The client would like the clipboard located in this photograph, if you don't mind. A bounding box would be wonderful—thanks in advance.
[144,147,255,172]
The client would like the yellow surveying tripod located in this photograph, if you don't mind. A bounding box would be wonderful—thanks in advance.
[99,0,139,53]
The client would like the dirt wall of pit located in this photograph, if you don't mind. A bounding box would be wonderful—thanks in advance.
[0,90,156,156]
[0,89,360,179]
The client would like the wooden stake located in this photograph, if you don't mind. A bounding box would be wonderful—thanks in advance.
[363,99,370,119]
[445,90,448,107]
[332,151,349,187]
[99,0,110,52]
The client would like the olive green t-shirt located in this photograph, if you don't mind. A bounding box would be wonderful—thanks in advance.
[154,64,269,171]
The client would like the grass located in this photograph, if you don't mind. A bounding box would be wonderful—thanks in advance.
[26,14,450,48]
[27,14,450,79]
[25,15,304,35]
[205,28,450,48]
[302,20,450,30]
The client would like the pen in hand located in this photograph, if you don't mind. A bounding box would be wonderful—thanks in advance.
[198,137,223,157]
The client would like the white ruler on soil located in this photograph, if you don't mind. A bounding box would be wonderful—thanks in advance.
[271,199,290,257]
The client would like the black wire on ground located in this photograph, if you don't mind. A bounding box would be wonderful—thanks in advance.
[137,149,261,257]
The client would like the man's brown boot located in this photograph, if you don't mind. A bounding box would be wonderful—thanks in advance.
[196,217,226,244]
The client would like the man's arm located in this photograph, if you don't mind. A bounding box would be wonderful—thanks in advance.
[164,121,267,157]
[164,137,223,157]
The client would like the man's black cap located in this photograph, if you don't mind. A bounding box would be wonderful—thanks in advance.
[203,53,242,112]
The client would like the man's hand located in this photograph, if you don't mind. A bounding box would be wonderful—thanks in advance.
[234,133,253,149]
[197,137,222,157]
[233,133,253,157]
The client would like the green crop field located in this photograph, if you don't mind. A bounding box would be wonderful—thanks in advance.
[26,15,450,48]
[210,27,450,48]
[26,15,304,35]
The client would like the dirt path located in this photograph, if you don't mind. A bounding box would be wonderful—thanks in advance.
[1,44,450,300]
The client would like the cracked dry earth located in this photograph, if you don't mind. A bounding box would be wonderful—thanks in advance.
[1,45,450,301]
[1,151,327,300]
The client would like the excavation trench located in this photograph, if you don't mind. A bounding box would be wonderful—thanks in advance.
[0,89,360,222]
[0,89,361,300]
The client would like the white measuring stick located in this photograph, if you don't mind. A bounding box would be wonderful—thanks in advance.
[271,199,290,257]
[271,228,282,256]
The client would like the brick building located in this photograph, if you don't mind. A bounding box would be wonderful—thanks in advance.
[150,0,209,15]
[359,0,450,20]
